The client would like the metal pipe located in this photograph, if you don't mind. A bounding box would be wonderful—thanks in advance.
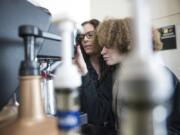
[118,0,173,135]
[54,19,81,135]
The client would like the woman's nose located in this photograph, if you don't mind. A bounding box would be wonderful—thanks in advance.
[101,47,107,55]
[83,35,89,41]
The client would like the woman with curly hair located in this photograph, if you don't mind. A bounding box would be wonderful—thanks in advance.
[96,17,133,132]
[96,17,180,134]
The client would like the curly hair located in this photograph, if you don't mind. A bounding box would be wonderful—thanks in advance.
[96,17,163,54]
[96,18,132,54]
[152,27,163,51]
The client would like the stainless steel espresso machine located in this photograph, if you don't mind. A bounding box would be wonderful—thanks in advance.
[0,0,52,127]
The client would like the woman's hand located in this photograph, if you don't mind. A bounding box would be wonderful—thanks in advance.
[73,45,88,76]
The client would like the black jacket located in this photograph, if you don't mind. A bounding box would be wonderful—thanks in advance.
[79,58,115,129]
[166,68,180,135]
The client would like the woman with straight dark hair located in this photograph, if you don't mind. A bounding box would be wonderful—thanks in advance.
[74,19,116,134]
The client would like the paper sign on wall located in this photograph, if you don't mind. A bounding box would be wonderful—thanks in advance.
[158,25,177,50]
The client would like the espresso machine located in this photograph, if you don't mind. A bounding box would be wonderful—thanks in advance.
[0,25,61,135]
[0,1,62,134]
[20,25,62,117]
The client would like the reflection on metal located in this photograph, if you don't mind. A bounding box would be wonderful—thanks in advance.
[40,60,62,115]
[0,97,18,129]
[41,77,56,115]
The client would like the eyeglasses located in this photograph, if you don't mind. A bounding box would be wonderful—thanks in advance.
[79,31,96,41]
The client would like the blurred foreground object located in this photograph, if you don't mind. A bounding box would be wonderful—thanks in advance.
[54,18,82,135]
[118,0,173,135]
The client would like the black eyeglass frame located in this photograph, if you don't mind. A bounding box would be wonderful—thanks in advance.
[79,31,96,41]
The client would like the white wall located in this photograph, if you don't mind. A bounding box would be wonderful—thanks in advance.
[90,0,180,22]
[151,0,180,28]
[151,0,180,79]
[91,0,180,78]
[90,0,133,21]
[31,0,90,24]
